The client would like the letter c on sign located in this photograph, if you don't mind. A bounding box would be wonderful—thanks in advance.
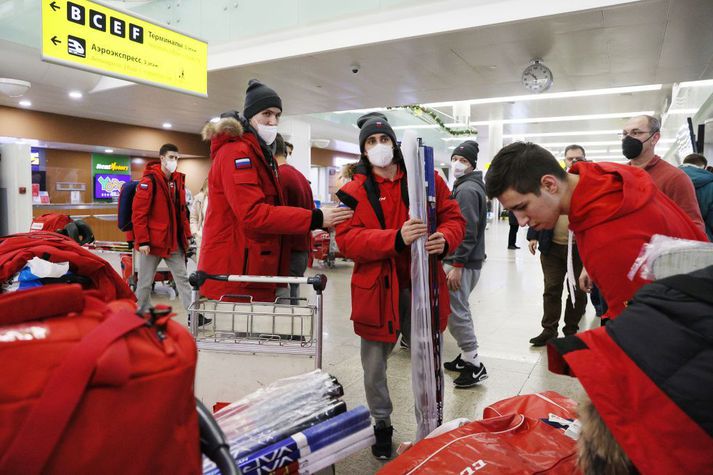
[89,10,106,31]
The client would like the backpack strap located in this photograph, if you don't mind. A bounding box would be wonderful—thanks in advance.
[657,273,713,306]
[0,304,145,474]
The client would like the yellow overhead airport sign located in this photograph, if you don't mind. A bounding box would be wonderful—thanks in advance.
[42,0,207,97]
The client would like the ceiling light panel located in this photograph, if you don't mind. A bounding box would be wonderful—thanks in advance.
[424,84,663,108]
[467,111,656,126]
[503,130,620,139]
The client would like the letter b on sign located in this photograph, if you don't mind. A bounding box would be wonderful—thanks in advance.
[67,2,85,25]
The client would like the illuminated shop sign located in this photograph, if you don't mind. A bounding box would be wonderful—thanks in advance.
[94,173,130,199]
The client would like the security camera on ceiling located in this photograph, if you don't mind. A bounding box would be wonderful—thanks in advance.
[350,63,360,74]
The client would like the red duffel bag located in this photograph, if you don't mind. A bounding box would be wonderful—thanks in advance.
[482,391,578,421]
[379,414,578,475]
[0,284,201,474]
[30,213,72,233]
[0,232,133,302]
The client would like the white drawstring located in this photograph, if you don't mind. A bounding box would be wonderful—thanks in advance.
[566,230,576,306]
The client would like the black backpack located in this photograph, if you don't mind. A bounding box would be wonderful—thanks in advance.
[117,177,154,232]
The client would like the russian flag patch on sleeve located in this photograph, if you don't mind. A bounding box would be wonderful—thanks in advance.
[139,183,149,189]
[234,158,252,169]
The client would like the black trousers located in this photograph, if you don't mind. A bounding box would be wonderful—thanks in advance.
[508,225,519,247]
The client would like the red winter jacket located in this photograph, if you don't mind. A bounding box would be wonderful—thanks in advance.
[132,162,191,259]
[335,164,465,343]
[198,117,316,301]
[279,163,315,252]
[568,161,707,318]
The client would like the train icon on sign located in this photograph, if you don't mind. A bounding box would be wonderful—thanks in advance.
[68,35,86,58]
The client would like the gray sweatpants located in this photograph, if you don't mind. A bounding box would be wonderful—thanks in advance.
[444,264,480,353]
[360,289,410,426]
[135,249,192,312]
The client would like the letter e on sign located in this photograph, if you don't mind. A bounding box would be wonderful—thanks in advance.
[110,17,125,37]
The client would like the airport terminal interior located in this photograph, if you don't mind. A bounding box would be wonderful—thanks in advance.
[1,0,713,473]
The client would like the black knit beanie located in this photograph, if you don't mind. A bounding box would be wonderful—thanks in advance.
[244,79,282,119]
[357,112,397,154]
[451,140,479,168]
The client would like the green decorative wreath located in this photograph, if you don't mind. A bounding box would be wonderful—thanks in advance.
[387,104,477,136]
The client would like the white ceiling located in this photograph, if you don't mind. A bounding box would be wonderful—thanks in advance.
[0,0,712,163]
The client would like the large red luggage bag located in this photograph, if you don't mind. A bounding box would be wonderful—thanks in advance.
[379,414,577,474]
[0,233,200,474]
[0,284,201,474]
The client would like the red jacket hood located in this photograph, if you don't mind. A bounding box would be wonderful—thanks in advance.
[200,117,247,158]
[568,161,656,232]
[143,161,164,177]
[143,161,184,181]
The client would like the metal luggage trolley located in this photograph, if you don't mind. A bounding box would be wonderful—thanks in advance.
[187,271,328,368]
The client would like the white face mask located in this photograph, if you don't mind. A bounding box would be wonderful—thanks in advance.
[256,124,278,145]
[164,159,178,174]
[451,160,468,178]
[367,143,394,168]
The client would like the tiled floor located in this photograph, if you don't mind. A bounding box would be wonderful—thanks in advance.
[139,220,595,474]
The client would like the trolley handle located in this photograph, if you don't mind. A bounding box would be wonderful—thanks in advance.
[189,271,328,293]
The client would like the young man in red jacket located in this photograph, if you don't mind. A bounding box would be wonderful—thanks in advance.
[132,143,194,312]
[485,142,707,321]
[199,80,352,301]
[274,133,315,303]
[336,112,465,460]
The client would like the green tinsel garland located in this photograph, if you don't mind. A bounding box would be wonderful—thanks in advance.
[387,104,477,136]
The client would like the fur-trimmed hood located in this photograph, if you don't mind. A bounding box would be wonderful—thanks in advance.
[201,117,244,141]
[201,117,246,158]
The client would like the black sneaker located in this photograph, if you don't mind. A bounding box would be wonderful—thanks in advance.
[529,330,556,347]
[188,314,212,328]
[454,363,488,388]
[399,337,409,350]
[371,422,393,460]
[444,353,467,372]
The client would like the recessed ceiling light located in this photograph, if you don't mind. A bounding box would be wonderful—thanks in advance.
[162,122,172,129]
[68,91,83,99]
[104,148,114,153]
[18,99,31,107]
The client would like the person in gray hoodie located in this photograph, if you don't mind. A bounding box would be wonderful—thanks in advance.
[442,140,488,388]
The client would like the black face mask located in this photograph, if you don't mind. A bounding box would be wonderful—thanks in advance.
[622,133,655,160]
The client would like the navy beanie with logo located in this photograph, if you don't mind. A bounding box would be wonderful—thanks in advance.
[357,112,397,154]
[451,140,479,168]
[244,79,282,120]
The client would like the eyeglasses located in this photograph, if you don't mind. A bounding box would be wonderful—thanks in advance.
[618,129,658,140]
